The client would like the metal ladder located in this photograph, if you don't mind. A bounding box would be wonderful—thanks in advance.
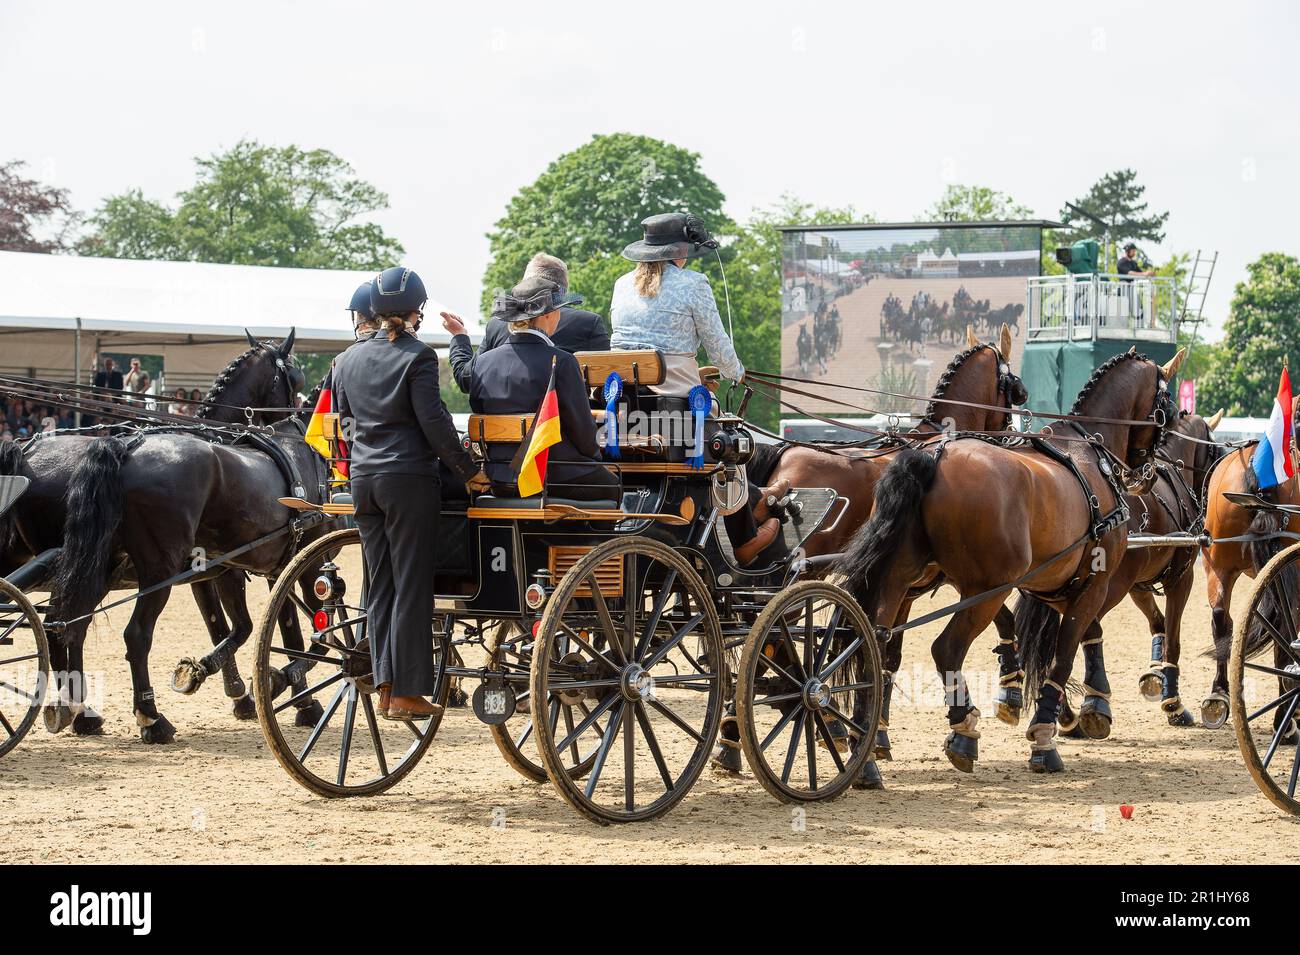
[1180,249,1219,328]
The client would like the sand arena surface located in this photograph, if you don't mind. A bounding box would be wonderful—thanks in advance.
[2,562,1296,864]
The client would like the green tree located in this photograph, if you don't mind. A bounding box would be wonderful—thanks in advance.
[79,140,403,270]
[925,184,1031,222]
[1198,253,1300,416]
[0,160,79,252]
[481,133,728,312]
[1059,168,1169,247]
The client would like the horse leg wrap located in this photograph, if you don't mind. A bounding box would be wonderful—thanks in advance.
[134,688,176,743]
[993,640,1023,725]
[1138,634,1166,702]
[943,706,980,773]
[1027,682,1066,771]
[711,705,743,774]
[874,672,894,759]
[1159,666,1195,726]
[1077,641,1113,740]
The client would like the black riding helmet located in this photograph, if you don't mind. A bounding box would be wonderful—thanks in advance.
[369,267,428,316]
[347,281,375,321]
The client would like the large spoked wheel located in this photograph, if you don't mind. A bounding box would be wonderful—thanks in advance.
[488,621,598,783]
[529,537,725,824]
[1232,542,1300,814]
[0,579,47,759]
[737,580,881,803]
[254,528,446,797]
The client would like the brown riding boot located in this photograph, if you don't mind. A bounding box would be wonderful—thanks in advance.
[377,683,391,718]
[735,517,780,566]
[383,695,445,722]
[755,478,792,522]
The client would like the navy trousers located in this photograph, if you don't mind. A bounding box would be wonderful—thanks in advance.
[351,473,440,697]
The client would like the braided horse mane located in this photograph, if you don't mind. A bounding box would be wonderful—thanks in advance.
[924,342,992,423]
[1068,348,1174,454]
[192,346,262,421]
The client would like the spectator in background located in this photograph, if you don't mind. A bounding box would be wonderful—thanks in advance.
[168,388,189,416]
[94,357,124,396]
[1118,243,1155,278]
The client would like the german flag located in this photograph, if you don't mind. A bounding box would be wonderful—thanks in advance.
[305,369,349,482]
[512,357,561,497]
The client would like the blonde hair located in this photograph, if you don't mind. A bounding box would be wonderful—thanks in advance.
[377,313,415,342]
[508,316,536,333]
[633,260,665,297]
[524,253,569,291]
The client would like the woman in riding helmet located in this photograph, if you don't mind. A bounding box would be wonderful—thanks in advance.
[330,266,489,722]
[609,213,788,564]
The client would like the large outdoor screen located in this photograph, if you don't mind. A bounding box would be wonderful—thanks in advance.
[779,223,1042,417]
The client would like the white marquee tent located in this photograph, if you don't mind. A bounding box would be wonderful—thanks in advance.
[0,251,483,391]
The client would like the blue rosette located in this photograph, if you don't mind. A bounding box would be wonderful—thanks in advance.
[686,384,710,470]
[603,372,622,460]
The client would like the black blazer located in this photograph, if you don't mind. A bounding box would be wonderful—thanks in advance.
[448,306,609,393]
[468,331,602,487]
[331,332,475,482]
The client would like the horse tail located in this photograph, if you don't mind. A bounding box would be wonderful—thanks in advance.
[838,448,937,614]
[1015,593,1061,698]
[51,437,130,642]
[0,440,24,559]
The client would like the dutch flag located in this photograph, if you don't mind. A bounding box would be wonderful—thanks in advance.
[1252,366,1295,490]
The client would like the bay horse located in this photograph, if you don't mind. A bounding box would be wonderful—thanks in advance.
[839,348,1185,773]
[0,333,307,734]
[1198,402,1300,729]
[720,324,1027,783]
[1015,408,1224,738]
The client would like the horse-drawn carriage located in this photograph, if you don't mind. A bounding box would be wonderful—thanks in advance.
[253,349,883,823]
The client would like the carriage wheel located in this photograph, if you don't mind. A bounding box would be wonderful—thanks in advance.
[1231,542,1300,815]
[736,580,882,803]
[488,621,599,783]
[529,537,724,824]
[254,528,445,797]
[0,579,47,759]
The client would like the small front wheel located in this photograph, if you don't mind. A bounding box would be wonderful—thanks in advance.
[736,580,882,803]
[0,579,48,758]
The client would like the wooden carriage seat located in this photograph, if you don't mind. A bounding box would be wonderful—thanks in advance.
[573,349,665,390]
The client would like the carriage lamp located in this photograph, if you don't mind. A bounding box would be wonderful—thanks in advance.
[313,573,343,601]
[524,582,547,611]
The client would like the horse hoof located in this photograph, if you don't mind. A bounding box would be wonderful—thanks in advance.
[1138,670,1164,703]
[294,701,325,728]
[1061,723,1088,739]
[873,728,892,761]
[1201,696,1229,729]
[231,694,256,721]
[139,715,176,744]
[1166,706,1195,728]
[72,711,104,736]
[852,758,885,790]
[1078,697,1112,740]
[171,659,204,695]
[943,732,978,773]
[1028,748,1065,773]
[43,703,72,734]
[448,685,469,709]
[710,742,743,775]
[818,718,851,754]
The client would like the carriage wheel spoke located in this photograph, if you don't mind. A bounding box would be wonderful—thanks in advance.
[635,568,678,661]
[827,680,876,694]
[514,716,534,751]
[559,623,620,674]
[812,712,847,773]
[813,604,842,673]
[754,689,804,708]
[271,645,343,667]
[823,703,870,739]
[0,652,38,667]
[641,613,704,672]
[0,709,13,737]
[649,673,718,687]
[0,679,37,704]
[818,634,863,681]
[1250,609,1300,668]
[1245,660,1300,681]
[1269,577,1299,644]
[337,686,358,785]
[575,700,606,741]
[644,696,704,744]
[1261,692,1300,770]
[555,691,619,754]
[1246,685,1300,724]
[583,700,626,800]
[760,702,803,751]
[623,704,635,811]
[360,692,389,777]
[802,600,814,675]
[561,703,583,766]
[1289,738,1300,799]
[805,711,817,790]
[755,645,804,690]
[778,620,810,682]
[781,710,806,784]
[273,669,344,715]
[635,701,674,791]
[589,578,627,666]
[298,682,347,763]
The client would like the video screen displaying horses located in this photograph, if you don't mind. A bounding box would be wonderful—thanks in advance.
[779,223,1041,416]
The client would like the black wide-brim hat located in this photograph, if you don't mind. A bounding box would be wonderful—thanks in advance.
[491,276,584,322]
[622,212,713,262]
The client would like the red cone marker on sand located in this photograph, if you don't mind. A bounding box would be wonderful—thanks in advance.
[1119,804,1134,820]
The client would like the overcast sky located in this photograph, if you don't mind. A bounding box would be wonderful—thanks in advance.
[3,0,1296,338]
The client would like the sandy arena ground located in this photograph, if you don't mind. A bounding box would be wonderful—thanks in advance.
[3,562,1297,864]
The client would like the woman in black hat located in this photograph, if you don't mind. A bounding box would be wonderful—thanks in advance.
[610,213,785,565]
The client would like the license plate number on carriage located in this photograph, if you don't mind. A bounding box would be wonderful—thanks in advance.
[472,679,516,725]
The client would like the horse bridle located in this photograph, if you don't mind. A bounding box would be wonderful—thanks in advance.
[248,342,304,420]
